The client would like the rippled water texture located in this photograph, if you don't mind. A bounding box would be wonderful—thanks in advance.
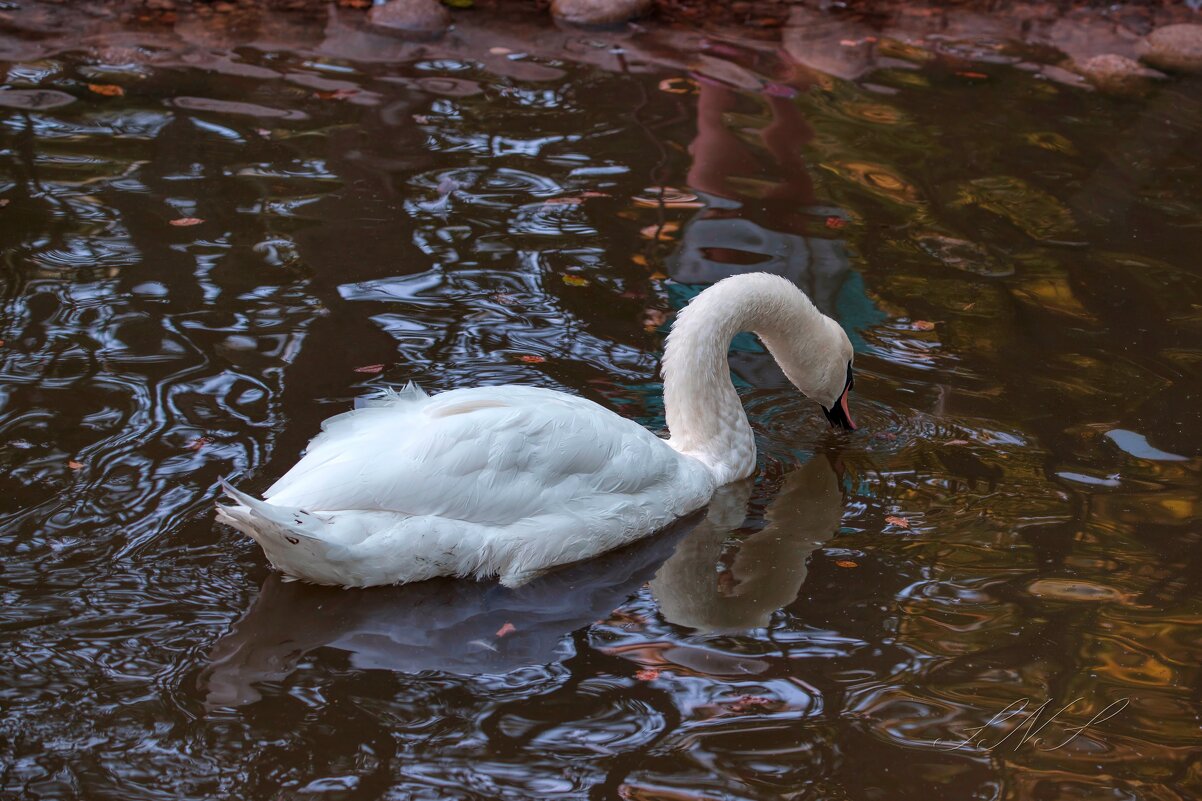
[2,6,1202,800]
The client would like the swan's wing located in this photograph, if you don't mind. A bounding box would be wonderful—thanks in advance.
[263,385,688,524]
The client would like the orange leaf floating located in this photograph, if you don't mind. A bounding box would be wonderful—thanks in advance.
[186,436,213,452]
[353,364,385,374]
[562,275,590,287]
[635,668,660,681]
[885,515,910,528]
[835,560,859,568]
[490,47,513,55]
[169,217,203,227]
[639,221,680,241]
[911,320,936,331]
[825,216,847,230]
[315,88,359,101]
[88,83,124,97]
[495,622,516,638]
[657,77,698,95]
[946,439,971,446]
[956,71,989,79]
[68,460,84,470]
[518,354,545,364]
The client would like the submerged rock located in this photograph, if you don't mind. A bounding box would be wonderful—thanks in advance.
[367,0,451,39]
[1077,54,1164,96]
[551,0,651,27]
[1139,24,1202,73]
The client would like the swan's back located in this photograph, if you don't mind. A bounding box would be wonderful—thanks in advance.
[219,384,714,587]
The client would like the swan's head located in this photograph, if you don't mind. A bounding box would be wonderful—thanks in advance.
[782,317,856,431]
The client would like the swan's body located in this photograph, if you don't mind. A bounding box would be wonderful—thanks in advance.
[218,272,855,587]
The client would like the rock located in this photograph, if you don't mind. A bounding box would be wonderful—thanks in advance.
[368,0,451,39]
[1077,54,1164,96]
[1138,24,1202,73]
[551,0,652,27]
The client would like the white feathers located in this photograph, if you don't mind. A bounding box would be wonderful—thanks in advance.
[218,384,715,587]
[216,273,854,588]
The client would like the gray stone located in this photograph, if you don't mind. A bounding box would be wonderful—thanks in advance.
[1077,54,1164,96]
[368,0,451,39]
[1139,24,1202,74]
[551,0,652,27]
[0,89,75,109]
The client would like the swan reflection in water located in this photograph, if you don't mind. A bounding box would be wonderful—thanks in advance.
[201,457,841,706]
[651,455,842,633]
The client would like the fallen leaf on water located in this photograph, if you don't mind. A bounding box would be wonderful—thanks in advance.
[88,83,125,97]
[911,320,936,331]
[337,0,370,7]
[635,668,660,681]
[956,71,989,79]
[412,114,431,124]
[657,77,698,94]
[562,275,590,287]
[170,217,204,227]
[489,47,513,55]
[962,302,976,311]
[496,622,516,638]
[68,460,84,470]
[649,271,667,281]
[518,354,545,363]
[825,216,847,229]
[835,560,859,568]
[544,197,583,206]
[885,515,910,528]
[186,436,213,452]
[639,221,680,241]
[0,199,9,207]
[354,364,385,374]
[946,439,971,446]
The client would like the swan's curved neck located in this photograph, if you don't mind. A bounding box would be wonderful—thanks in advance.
[662,274,841,485]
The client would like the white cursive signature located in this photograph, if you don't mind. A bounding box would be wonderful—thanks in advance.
[936,696,1130,752]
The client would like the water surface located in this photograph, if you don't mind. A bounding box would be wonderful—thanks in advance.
[2,8,1201,800]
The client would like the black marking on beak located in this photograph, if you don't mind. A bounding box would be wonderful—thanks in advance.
[821,362,856,431]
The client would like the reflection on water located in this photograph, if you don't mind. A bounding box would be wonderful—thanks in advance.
[2,6,1201,800]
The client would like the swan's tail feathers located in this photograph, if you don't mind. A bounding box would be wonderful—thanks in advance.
[355,380,427,410]
[215,479,351,586]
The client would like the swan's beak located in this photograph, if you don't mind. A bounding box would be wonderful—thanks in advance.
[821,363,856,431]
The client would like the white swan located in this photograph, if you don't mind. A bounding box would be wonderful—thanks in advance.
[216,272,857,588]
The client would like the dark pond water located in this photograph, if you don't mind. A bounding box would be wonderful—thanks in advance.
[2,8,1202,800]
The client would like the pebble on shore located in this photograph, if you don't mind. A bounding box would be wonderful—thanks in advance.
[1138,23,1202,73]
[550,0,653,26]
[367,0,452,38]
